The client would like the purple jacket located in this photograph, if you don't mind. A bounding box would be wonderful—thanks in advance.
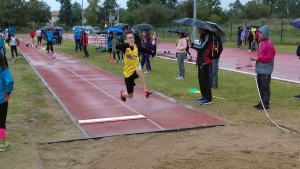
[145,35,153,51]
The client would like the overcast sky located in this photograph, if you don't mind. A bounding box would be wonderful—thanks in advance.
[45,0,249,11]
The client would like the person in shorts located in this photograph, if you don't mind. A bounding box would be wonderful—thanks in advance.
[116,31,154,101]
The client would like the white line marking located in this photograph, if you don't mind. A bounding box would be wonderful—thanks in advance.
[20,39,165,130]
[79,115,146,124]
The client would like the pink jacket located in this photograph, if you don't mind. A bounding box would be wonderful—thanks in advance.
[257,38,276,63]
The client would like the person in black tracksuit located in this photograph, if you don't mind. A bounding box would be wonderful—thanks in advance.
[191,28,213,105]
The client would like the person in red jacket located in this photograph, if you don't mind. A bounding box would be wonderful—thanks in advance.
[80,31,89,58]
[29,28,35,45]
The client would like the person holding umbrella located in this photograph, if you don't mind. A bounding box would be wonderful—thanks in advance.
[191,28,214,105]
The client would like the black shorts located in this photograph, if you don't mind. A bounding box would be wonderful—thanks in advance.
[125,71,139,94]
[108,48,112,53]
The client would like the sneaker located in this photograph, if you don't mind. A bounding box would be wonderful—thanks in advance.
[256,104,270,110]
[248,50,251,52]
[145,91,152,98]
[47,51,50,53]
[0,142,10,152]
[175,76,184,80]
[211,85,217,89]
[12,58,14,62]
[144,70,151,74]
[294,94,300,99]
[200,99,212,105]
[120,91,126,101]
[253,103,261,108]
[196,97,205,103]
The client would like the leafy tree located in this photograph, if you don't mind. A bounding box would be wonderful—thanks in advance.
[56,0,73,26]
[71,2,83,25]
[85,0,101,25]
[243,0,268,19]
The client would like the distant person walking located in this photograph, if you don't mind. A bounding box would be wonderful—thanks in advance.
[9,34,20,61]
[80,30,89,58]
[29,28,35,45]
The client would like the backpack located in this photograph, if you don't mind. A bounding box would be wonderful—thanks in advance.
[211,35,219,58]
[296,45,300,56]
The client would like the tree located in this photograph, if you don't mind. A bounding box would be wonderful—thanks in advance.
[72,2,83,25]
[56,0,73,26]
[243,0,268,19]
[85,0,101,25]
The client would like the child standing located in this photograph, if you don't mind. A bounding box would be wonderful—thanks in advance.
[9,34,20,61]
[0,53,14,151]
[80,30,89,58]
[116,31,154,101]
[175,33,187,80]
[112,34,121,63]
[107,33,113,62]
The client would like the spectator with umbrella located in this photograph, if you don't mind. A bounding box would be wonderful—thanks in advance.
[173,17,214,105]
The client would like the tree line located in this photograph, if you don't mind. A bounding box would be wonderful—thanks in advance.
[1,0,299,29]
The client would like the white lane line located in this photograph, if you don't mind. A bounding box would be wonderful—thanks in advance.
[78,115,146,124]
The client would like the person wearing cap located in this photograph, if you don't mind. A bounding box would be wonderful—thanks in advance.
[250,25,276,110]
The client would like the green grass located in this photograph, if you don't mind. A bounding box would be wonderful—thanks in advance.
[54,40,300,129]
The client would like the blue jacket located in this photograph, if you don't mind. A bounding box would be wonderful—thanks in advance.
[107,37,113,48]
[46,32,54,41]
[0,68,14,104]
[74,29,81,40]
[0,34,4,49]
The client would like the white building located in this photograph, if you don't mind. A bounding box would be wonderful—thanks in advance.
[50,11,59,25]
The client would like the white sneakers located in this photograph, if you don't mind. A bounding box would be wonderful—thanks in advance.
[175,76,184,80]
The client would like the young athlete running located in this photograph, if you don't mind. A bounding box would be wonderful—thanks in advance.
[116,31,154,101]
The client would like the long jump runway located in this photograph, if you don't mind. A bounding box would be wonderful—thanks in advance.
[17,39,225,138]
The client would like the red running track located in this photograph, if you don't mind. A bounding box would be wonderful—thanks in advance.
[17,39,225,138]
[157,42,300,83]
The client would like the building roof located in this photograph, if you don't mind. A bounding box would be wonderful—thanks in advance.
[51,11,59,16]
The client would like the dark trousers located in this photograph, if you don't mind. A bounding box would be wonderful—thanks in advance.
[82,45,89,57]
[113,51,120,60]
[257,74,271,106]
[186,45,191,56]
[152,44,157,56]
[10,45,18,58]
[144,54,151,71]
[198,64,212,100]
[37,37,42,45]
[140,53,145,68]
[75,39,82,51]
[58,37,62,45]
[0,102,8,129]
[46,41,53,52]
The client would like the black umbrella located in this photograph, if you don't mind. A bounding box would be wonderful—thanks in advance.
[113,23,130,30]
[131,23,154,30]
[168,28,189,35]
[205,21,226,43]
[248,24,261,29]
[41,25,54,31]
[173,17,216,31]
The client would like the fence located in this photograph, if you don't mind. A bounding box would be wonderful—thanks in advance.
[149,19,300,44]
